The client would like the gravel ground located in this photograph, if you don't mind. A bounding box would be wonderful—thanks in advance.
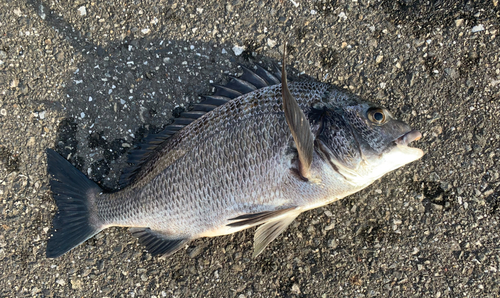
[1,0,500,297]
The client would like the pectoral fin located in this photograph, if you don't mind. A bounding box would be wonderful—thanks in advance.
[227,206,298,227]
[281,44,314,179]
[253,211,300,258]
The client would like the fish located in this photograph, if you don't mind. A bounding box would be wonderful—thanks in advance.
[45,46,424,258]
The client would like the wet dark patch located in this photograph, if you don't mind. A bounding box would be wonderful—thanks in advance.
[286,44,297,56]
[485,186,500,214]
[54,117,83,170]
[295,27,308,40]
[319,48,339,69]
[452,250,487,262]
[90,159,111,185]
[148,108,157,117]
[423,55,442,75]
[423,182,446,204]
[313,0,338,16]
[172,106,185,118]
[54,117,133,188]
[163,6,182,24]
[412,181,453,212]
[459,50,481,76]
[103,139,128,161]
[378,0,499,37]
[349,275,363,286]
[277,277,304,298]
[241,39,261,61]
[0,146,19,173]
[259,256,282,274]
[356,222,385,245]
[399,104,413,114]
[88,131,106,149]
[87,237,99,248]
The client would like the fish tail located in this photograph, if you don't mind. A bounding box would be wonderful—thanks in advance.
[45,149,104,258]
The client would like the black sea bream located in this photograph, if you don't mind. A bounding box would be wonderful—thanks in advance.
[46,50,423,258]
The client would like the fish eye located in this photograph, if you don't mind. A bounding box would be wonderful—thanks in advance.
[367,108,387,125]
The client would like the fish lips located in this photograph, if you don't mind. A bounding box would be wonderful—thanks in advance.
[394,130,424,158]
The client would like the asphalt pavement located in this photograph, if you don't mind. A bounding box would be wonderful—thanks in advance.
[1,0,499,297]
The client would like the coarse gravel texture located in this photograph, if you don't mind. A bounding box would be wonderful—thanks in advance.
[1,0,500,297]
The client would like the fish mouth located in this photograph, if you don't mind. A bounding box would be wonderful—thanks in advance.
[395,130,422,146]
[393,130,424,158]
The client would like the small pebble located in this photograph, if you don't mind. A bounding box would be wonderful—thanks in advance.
[232,45,245,56]
[77,6,86,16]
[267,39,277,48]
[471,25,484,33]
[10,78,19,88]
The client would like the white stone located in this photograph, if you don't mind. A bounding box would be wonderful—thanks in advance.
[471,24,485,33]
[77,6,86,16]
[232,45,245,56]
[267,38,277,48]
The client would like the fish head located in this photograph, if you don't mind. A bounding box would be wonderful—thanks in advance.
[312,99,423,183]
[342,102,424,179]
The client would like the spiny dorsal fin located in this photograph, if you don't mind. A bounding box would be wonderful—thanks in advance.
[119,64,280,188]
[281,44,314,180]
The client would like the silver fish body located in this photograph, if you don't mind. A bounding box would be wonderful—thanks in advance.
[46,64,423,258]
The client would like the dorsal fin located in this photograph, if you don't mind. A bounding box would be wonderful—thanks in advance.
[119,64,281,188]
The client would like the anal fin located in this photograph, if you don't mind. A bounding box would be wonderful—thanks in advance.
[253,211,300,258]
[130,228,189,257]
[227,207,301,257]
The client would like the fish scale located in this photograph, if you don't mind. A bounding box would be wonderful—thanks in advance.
[100,85,321,230]
[46,61,423,258]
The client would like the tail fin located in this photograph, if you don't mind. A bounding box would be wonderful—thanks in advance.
[45,149,103,258]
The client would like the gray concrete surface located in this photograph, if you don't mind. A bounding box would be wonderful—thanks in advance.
[1,0,499,297]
